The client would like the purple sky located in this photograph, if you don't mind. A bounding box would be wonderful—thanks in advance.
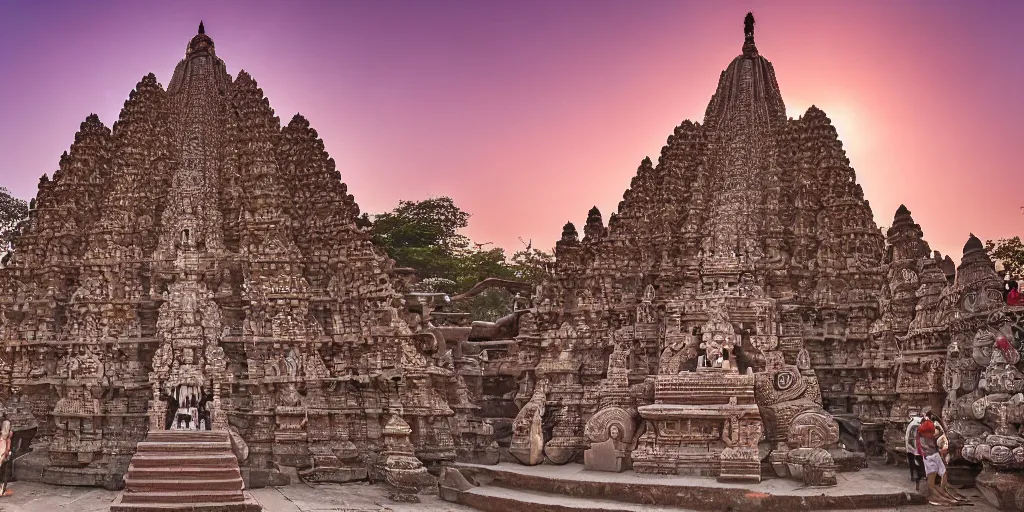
[0,1,1021,262]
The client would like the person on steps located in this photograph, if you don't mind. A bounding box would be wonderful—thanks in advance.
[917,419,965,505]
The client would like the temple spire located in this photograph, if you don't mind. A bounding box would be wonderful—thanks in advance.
[744,12,754,40]
[198,21,205,35]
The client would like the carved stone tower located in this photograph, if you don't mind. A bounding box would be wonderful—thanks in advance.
[513,12,881,484]
[0,23,458,489]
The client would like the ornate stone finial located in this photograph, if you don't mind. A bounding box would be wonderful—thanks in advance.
[964,233,984,254]
[584,207,604,241]
[742,12,758,57]
[560,222,579,242]
[941,255,956,278]
[187,21,215,57]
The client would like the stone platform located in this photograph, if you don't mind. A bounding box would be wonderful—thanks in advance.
[0,476,998,512]
[447,461,931,511]
[14,448,129,490]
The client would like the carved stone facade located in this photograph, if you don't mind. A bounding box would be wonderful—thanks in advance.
[492,16,1024,500]
[0,24,477,490]
[471,16,1017,497]
[506,14,872,486]
[942,236,1024,510]
[4,14,1024,506]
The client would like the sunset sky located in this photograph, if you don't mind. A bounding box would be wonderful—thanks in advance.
[0,1,1020,262]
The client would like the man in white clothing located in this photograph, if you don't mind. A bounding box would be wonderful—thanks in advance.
[905,413,925,489]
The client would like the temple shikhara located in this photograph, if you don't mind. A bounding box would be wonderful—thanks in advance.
[1,13,1023,512]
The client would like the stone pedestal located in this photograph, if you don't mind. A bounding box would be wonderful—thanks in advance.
[631,369,763,482]
[376,415,437,495]
[584,438,631,473]
[975,467,1024,511]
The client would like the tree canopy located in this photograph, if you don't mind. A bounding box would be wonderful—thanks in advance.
[369,196,552,320]
[987,237,1024,279]
[0,187,28,252]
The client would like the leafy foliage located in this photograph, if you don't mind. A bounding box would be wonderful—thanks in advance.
[986,237,1024,279]
[508,247,555,284]
[0,187,28,251]
[372,197,470,252]
[370,197,551,320]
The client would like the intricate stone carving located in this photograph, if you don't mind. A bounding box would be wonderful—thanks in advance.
[1,24,463,490]
[583,406,637,472]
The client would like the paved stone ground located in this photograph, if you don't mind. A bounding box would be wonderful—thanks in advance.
[0,480,998,511]
[0,481,474,512]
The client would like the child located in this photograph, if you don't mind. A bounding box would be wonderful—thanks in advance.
[917,419,965,505]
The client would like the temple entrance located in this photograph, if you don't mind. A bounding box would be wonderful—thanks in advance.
[160,384,213,431]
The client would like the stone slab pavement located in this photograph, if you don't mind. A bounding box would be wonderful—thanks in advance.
[0,480,999,512]
[0,481,474,512]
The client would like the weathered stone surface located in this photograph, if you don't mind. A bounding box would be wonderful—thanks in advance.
[506,13,871,486]
[489,13,1023,495]
[0,23,478,489]
[450,462,931,511]
[4,12,1024,506]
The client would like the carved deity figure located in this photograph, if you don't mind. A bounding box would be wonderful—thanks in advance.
[584,407,638,472]
[283,347,302,378]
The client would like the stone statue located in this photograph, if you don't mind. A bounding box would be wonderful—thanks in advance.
[584,407,637,472]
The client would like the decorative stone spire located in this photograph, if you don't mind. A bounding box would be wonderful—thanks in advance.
[704,12,782,128]
[583,206,605,241]
[742,12,758,57]
[886,204,929,262]
[941,255,956,281]
[185,20,216,58]
[964,233,984,254]
[947,233,1000,295]
[555,221,580,258]
[560,222,579,243]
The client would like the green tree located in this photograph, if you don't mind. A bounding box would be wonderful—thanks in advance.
[508,247,554,284]
[986,237,1024,279]
[371,197,470,252]
[370,197,551,320]
[0,187,28,251]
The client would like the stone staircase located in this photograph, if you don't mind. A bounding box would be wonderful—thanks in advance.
[110,430,261,512]
[442,462,927,512]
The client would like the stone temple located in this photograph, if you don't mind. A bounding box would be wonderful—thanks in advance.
[0,22,471,503]
[2,14,1024,512]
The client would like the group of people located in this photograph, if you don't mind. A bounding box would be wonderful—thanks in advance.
[905,411,969,506]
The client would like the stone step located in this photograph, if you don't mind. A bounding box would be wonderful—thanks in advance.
[129,453,239,468]
[135,441,232,453]
[145,431,228,443]
[123,477,244,493]
[110,494,261,512]
[458,486,692,512]
[452,463,926,511]
[120,490,246,504]
[115,430,258,511]
[126,465,242,481]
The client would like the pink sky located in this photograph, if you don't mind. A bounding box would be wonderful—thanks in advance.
[0,1,1020,262]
